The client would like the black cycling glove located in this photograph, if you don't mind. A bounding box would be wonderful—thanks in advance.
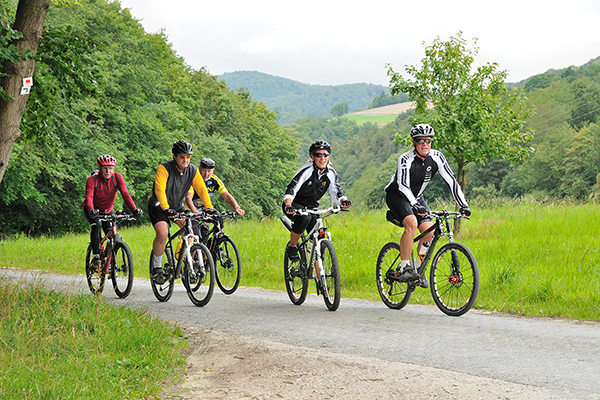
[412,203,428,215]
[284,205,295,215]
[341,199,352,208]
[133,208,143,217]
[460,206,471,217]
[163,208,177,218]
[89,209,99,218]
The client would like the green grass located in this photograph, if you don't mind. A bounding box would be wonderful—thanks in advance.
[3,200,600,396]
[344,113,397,125]
[2,201,600,322]
[0,281,187,399]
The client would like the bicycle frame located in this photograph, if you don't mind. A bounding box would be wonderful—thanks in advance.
[412,210,459,272]
[164,212,204,279]
[96,213,130,274]
[295,206,339,292]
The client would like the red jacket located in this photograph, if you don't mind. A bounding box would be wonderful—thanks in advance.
[82,172,137,213]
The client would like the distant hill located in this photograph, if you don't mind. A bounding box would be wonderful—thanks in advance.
[218,71,389,125]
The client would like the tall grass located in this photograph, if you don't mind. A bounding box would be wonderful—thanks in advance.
[2,201,600,321]
[0,280,187,398]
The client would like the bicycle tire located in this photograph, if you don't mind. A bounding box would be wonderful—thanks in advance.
[214,236,241,295]
[110,241,134,299]
[319,240,341,311]
[430,242,479,316]
[85,245,106,295]
[375,242,412,310]
[183,243,215,307]
[149,249,175,302]
[283,244,309,305]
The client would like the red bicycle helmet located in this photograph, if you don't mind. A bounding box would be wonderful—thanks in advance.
[97,154,117,166]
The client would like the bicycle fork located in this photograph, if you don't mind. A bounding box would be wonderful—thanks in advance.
[311,240,328,297]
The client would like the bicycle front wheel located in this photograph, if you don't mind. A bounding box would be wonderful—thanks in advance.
[149,249,175,302]
[283,245,309,305]
[375,242,412,310]
[85,245,105,295]
[183,243,215,307]
[430,242,479,316]
[214,236,241,295]
[319,240,341,311]
[110,241,133,299]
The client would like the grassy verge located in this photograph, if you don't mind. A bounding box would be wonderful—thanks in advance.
[2,201,600,321]
[0,280,187,399]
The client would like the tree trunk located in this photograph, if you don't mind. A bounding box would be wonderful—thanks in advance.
[0,0,50,185]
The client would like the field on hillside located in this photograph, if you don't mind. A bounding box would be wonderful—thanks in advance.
[345,102,414,125]
[1,201,600,321]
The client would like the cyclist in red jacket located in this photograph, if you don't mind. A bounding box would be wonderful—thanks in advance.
[82,155,142,269]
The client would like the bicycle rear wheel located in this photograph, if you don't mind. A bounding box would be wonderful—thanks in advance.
[110,241,134,299]
[320,240,341,311]
[213,236,241,295]
[149,249,175,302]
[283,244,309,305]
[183,243,215,307]
[85,245,105,295]
[375,242,412,309]
[430,242,479,316]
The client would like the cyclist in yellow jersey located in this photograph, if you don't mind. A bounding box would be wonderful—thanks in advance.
[185,157,245,216]
[147,140,214,284]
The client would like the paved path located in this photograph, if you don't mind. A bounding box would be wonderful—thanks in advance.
[4,268,599,399]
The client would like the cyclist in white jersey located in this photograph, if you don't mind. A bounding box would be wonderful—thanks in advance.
[385,124,471,282]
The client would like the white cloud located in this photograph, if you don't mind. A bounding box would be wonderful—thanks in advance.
[118,0,600,85]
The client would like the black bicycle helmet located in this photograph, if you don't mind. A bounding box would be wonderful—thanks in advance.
[172,140,193,155]
[309,140,331,155]
[410,124,435,139]
[200,158,215,169]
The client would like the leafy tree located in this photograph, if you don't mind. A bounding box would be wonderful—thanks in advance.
[330,102,349,117]
[386,32,534,192]
[0,0,50,185]
[368,91,408,109]
[569,77,600,130]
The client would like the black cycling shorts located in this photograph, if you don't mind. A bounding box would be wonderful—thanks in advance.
[281,202,318,235]
[148,204,185,226]
[385,191,431,227]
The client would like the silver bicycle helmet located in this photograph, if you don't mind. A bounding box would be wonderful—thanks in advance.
[410,124,435,139]
[200,158,215,169]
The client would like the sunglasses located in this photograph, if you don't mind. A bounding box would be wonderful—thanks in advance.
[314,152,330,158]
[414,138,432,144]
[177,155,191,160]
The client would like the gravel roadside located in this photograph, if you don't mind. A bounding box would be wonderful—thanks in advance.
[159,327,566,400]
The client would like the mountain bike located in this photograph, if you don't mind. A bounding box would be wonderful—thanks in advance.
[149,210,215,307]
[280,205,344,311]
[376,210,479,316]
[199,211,242,295]
[84,211,135,298]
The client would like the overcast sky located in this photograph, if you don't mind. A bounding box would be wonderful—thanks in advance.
[117,0,600,86]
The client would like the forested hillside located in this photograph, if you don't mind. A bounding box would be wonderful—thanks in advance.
[0,0,298,236]
[288,56,600,208]
[219,71,395,125]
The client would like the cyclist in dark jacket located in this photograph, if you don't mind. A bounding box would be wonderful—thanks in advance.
[282,140,351,261]
[385,124,470,283]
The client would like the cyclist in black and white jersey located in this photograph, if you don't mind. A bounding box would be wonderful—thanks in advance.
[282,140,352,261]
[385,124,471,283]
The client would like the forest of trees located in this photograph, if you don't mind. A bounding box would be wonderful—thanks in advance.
[219,71,387,125]
[0,0,299,235]
[2,0,600,237]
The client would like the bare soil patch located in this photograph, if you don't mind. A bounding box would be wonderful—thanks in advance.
[158,327,565,400]
[350,102,414,116]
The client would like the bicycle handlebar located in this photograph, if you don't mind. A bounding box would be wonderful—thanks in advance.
[429,210,470,220]
[96,212,136,223]
[293,205,344,217]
